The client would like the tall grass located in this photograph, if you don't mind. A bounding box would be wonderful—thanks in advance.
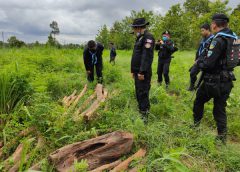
[0,73,26,114]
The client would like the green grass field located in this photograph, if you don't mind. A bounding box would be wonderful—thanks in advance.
[0,47,240,171]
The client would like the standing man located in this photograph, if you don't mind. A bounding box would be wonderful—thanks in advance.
[109,42,117,65]
[193,14,238,144]
[83,40,104,83]
[130,18,155,123]
[188,24,214,91]
[155,31,176,88]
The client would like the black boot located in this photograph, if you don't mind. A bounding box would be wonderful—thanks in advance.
[190,120,201,129]
[140,110,149,125]
[188,83,195,91]
[97,77,103,84]
[215,133,227,145]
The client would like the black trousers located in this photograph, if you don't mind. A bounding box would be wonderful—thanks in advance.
[134,72,152,112]
[157,62,170,84]
[193,81,233,135]
[87,64,103,82]
[190,64,200,85]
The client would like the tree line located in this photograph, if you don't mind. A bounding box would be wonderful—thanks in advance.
[96,0,240,50]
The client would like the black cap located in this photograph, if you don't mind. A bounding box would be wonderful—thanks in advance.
[130,18,150,28]
[212,13,229,23]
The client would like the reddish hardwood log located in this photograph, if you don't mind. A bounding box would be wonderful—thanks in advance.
[4,143,24,170]
[111,148,146,172]
[48,131,134,172]
[89,160,122,172]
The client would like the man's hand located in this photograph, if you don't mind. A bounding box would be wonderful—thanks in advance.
[87,70,91,74]
[138,74,145,80]
[131,73,134,79]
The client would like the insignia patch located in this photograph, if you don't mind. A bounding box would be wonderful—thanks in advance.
[207,50,213,57]
[209,40,217,49]
[145,43,151,48]
[146,39,153,43]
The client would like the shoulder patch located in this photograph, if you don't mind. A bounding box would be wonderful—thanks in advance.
[207,50,213,57]
[145,43,151,48]
[209,40,217,49]
[146,39,153,44]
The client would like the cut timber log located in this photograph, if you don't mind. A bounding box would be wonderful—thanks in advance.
[89,160,122,172]
[71,84,87,108]
[73,92,96,119]
[111,148,146,172]
[4,143,24,170]
[63,90,77,106]
[48,131,133,172]
[82,89,108,120]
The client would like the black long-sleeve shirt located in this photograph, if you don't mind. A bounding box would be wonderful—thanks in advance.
[131,30,155,74]
[155,39,174,63]
[197,28,235,74]
[83,43,104,71]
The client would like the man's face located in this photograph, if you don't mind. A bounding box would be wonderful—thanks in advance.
[200,28,210,37]
[89,46,97,52]
[133,27,141,36]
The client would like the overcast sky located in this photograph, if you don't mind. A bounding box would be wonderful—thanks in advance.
[0,0,238,44]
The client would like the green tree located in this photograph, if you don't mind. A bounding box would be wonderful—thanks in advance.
[161,4,191,49]
[50,21,60,39]
[184,0,210,16]
[7,36,25,48]
[96,24,110,48]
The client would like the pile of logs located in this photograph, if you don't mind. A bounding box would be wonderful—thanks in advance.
[48,131,146,172]
[1,85,146,171]
[62,84,108,121]
[0,130,145,171]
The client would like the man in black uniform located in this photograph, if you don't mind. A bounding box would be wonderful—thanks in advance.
[130,18,155,123]
[109,42,117,65]
[188,24,214,91]
[155,31,176,88]
[193,14,237,144]
[83,40,104,83]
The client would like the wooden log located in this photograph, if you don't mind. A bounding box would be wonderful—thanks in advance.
[4,143,24,170]
[71,84,88,108]
[66,96,77,107]
[89,160,122,172]
[82,89,108,120]
[48,131,134,172]
[9,154,30,172]
[110,148,146,172]
[29,162,41,171]
[73,92,97,118]
[4,138,36,171]
[63,90,77,106]
[62,96,68,104]
[96,84,104,100]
